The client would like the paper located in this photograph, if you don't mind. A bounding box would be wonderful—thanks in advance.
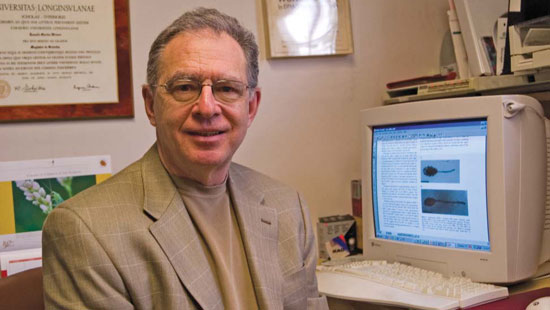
[0,248,41,278]
[0,155,111,252]
[0,0,118,106]
[524,28,550,46]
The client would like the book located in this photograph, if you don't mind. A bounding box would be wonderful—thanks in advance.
[481,36,497,75]
[351,180,363,252]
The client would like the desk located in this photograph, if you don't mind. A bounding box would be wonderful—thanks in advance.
[323,276,550,310]
[327,297,407,310]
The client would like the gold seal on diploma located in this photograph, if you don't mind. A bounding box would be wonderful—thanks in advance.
[0,80,10,99]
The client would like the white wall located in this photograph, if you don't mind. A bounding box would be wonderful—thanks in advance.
[0,0,450,225]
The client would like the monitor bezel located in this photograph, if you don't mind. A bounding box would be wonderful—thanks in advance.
[361,95,546,283]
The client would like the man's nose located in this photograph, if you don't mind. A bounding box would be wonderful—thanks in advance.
[194,85,219,118]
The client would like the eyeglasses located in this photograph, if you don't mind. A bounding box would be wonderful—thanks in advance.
[153,78,250,105]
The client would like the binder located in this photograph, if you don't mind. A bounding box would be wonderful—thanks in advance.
[495,17,508,75]
[447,4,470,79]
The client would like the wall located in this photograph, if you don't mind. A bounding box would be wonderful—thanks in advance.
[0,0,450,227]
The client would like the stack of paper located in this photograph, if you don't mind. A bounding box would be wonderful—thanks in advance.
[0,248,41,278]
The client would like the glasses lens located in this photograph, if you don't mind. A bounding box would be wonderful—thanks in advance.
[213,80,246,103]
[167,79,200,103]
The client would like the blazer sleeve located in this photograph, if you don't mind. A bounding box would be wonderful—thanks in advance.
[42,207,133,310]
[299,193,329,310]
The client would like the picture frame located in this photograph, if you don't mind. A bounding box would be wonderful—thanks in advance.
[262,0,354,58]
[0,0,133,122]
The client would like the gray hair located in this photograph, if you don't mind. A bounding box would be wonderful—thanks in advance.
[146,7,259,88]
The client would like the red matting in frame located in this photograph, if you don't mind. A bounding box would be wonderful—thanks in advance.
[0,0,133,122]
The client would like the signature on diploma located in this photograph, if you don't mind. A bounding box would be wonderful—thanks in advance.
[74,84,100,91]
[14,84,46,93]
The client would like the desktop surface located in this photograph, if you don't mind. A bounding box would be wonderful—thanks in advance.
[469,287,550,310]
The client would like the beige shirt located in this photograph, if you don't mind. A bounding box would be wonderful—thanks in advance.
[171,176,258,310]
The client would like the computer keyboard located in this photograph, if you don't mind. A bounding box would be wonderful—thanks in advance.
[316,259,508,310]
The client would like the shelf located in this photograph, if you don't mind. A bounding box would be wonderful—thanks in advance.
[384,72,550,109]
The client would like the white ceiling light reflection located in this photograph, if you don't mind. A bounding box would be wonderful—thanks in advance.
[277,0,339,55]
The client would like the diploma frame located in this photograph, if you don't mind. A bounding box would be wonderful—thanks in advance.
[262,0,353,59]
[0,0,133,122]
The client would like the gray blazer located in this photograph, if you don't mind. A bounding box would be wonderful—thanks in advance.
[42,146,328,309]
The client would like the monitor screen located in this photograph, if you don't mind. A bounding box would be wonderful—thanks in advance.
[371,119,490,253]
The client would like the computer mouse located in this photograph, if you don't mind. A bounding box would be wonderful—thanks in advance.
[526,297,550,310]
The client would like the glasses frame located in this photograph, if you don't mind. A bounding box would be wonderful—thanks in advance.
[152,78,252,105]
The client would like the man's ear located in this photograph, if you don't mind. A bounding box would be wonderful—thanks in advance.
[142,85,157,127]
[247,88,261,128]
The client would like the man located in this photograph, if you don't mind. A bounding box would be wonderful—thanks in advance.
[42,7,328,310]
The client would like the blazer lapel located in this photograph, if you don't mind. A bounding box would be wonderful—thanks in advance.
[141,146,223,310]
[228,165,283,309]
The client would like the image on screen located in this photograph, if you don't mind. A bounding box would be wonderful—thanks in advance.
[371,118,489,251]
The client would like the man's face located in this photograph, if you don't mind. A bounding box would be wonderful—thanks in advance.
[143,29,260,181]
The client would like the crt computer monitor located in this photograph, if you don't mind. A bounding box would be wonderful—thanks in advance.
[361,95,549,284]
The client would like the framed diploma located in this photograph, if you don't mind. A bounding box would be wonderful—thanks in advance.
[262,0,353,58]
[0,0,132,122]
